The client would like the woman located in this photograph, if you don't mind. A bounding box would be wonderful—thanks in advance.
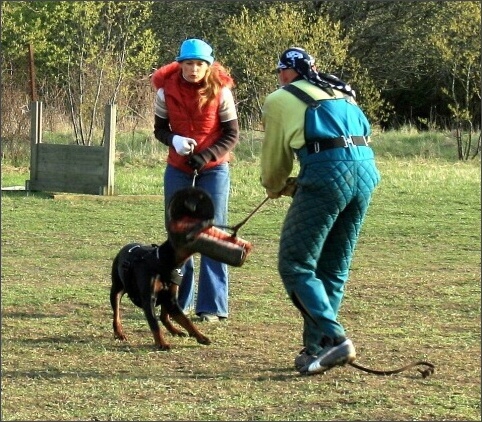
[151,39,239,322]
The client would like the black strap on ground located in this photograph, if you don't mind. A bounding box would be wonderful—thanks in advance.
[348,360,435,378]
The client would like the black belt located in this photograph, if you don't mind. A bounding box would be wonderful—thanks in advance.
[306,136,369,154]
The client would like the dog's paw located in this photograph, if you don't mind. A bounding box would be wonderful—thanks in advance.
[114,332,127,341]
[156,344,171,351]
[170,330,188,337]
[197,336,211,345]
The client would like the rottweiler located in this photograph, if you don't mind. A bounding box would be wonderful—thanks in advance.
[110,187,216,350]
[110,240,211,350]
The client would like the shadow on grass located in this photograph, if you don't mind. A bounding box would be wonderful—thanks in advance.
[2,311,67,319]
[1,363,427,382]
[2,365,300,382]
[18,335,97,345]
[1,190,53,199]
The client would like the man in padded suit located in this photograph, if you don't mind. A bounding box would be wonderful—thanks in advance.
[260,47,381,375]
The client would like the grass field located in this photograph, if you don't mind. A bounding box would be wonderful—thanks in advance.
[1,131,481,421]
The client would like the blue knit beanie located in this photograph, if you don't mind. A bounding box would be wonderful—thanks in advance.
[176,39,214,65]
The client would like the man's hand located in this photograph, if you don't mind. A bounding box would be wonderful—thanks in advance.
[172,135,197,156]
[279,177,298,197]
[265,189,281,199]
[265,177,298,199]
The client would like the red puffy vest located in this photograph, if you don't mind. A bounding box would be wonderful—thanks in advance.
[153,62,229,173]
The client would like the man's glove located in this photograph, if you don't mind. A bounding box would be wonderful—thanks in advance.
[187,154,207,171]
[279,177,298,197]
[265,178,298,199]
[266,190,281,199]
[172,135,197,156]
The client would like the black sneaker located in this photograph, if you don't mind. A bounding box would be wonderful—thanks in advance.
[294,348,317,371]
[299,337,356,375]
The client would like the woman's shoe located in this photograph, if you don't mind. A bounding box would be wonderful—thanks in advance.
[198,313,220,322]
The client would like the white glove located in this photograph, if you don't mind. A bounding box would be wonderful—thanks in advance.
[172,135,197,156]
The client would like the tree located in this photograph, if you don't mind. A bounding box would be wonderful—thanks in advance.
[149,0,266,66]
[1,1,158,145]
[313,1,481,131]
[51,1,158,145]
[219,2,389,129]
[2,0,479,140]
[429,2,481,158]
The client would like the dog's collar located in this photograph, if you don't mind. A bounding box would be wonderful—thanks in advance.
[170,268,183,286]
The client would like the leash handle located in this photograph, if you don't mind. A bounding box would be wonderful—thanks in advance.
[192,169,198,187]
[188,147,198,187]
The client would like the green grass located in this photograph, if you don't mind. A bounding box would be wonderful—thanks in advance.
[1,132,481,421]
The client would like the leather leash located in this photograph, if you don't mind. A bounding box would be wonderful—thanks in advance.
[229,196,269,237]
[192,169,198,187]
[348,360,435,378]
[190,147,198,187]
[189,160,268,237]
[216,196,270,237]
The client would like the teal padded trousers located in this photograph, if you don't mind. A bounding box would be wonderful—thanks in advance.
[278,146,380,356]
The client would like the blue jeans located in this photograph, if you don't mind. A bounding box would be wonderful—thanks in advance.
[164,164,230,318]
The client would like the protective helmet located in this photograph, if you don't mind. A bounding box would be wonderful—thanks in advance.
[175,39,214,65]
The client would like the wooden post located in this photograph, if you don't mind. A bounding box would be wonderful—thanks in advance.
[25,101,42,191]
[102,103,116,195]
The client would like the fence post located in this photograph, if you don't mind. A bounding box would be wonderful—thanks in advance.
[102,103,116,195]
[25,101,42,191]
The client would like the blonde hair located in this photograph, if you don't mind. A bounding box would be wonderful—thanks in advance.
[197,64,229,111]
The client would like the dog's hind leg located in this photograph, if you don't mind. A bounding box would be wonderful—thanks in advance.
[110,261,127,341]
[111,288,127,341]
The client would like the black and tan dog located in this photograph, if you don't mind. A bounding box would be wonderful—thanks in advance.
[110,187,215,350]
[110,241,211,350]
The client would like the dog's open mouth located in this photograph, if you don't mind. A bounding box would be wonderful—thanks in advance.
[168,187,215,222]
